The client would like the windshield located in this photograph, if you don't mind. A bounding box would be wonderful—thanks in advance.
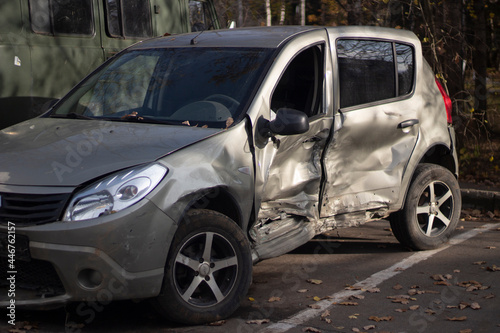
[50,47,272,128]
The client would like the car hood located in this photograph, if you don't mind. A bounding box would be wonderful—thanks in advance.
[0,118,222,186]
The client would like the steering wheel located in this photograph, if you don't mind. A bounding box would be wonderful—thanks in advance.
[204,94,240,114]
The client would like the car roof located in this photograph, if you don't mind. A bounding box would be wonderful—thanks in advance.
[130,26,418,50]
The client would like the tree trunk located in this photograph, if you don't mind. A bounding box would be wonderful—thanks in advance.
[266,0,271,26]
[473,0,488,116]
[237,0,243,27]
[279,0,285,25]
[301,0,306,26]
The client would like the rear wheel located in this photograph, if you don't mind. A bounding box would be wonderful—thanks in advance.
[390,164,461,250]
[153,209,252,324]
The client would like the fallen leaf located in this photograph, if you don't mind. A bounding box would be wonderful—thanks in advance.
[484,293,495,299]
[447,316,467,321]
[307,279,323,285]
[313,296,322,302]
[473,261,487,265]
[409,305,420,310]
[459,302,469,310]
[470,302,481,310]
[369,315,393,322]
[425,309,436,315]
[345,285,362,290]
[350,294,365,300]
[430,274,447,281]
[408,289,418,295]
[339,301,359,306]
[348,314,358,319]
[268,296,281,303]
[454,269,461,273]
[208,320,226,326]
[459,330,472,333]
[392,298,410,304]
[387,295,410,299]
[487,264,500,272]
[447,305,458,309]
[298,289,308,293]
[303,327,321,333]
[352,328,360,333]
[324,318,332,324]
[308,304,321,309]
[248,297,255,302]
[394,267,405,271]
[485,246,496,249]
[366,287,380,293]
[246,319,270,325]
[394,308,407,313]
[434,280,452,286]
[321,310,330,318]
[393,283,403,290]
[363,325,376,330]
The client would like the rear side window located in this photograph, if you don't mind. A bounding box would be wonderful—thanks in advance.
[337,39,414,108]
[104,0,153,38]
[30,0,94,36]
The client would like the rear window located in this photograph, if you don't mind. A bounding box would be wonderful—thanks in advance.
[30,0,94,36]
[337,39,414,109]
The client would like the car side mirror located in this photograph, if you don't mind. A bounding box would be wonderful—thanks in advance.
[259,108,309,138]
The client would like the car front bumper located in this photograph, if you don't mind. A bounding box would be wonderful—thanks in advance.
[0,199,176,309]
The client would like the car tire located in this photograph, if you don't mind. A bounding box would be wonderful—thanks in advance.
[390,163,461,250]
[153,209,252,324]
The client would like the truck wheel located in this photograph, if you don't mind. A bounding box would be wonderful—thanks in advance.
[153,209,252,324]
[390,164,461,250]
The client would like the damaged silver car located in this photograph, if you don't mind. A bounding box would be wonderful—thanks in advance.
[0,26,460,324]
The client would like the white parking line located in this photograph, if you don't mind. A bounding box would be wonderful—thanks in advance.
[258,223,499,333]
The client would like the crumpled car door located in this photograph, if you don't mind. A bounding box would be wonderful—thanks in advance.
[321,39,419,217]
[251,30,334,222]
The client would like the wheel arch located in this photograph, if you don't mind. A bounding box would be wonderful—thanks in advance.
[179,187,246,230]
[417,143,457,177]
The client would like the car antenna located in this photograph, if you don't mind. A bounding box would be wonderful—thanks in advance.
[190,29,205,45]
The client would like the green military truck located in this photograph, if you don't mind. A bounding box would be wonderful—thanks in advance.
[0,0,220,129]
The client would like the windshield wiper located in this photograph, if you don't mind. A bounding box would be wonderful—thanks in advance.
[50,112,95,120]
[102,113,177,125]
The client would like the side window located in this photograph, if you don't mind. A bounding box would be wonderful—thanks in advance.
[337,40,394,108]
[396,43,414,96]
[337,39,415,109]
[271,44,324,118]
[104,0,153,38]
[30,0,94,36]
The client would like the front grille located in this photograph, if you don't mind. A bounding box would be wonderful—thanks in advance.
[0,192,71,225]
[0,257,66,298]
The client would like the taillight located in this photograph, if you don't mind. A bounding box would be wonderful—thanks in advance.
[435,78,453,124]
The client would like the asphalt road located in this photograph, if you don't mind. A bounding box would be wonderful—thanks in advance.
[2,218,499,333]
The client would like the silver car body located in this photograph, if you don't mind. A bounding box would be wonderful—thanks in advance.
[0,26,457,308]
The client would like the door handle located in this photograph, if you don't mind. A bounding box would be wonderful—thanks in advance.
[398,119,419,129]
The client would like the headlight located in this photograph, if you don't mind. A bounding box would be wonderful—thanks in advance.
[64,163,167,221]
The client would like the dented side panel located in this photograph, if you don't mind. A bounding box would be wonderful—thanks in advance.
[321,100,419,217]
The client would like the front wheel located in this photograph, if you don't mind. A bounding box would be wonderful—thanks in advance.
[153,209,252,324]
[390,164,461,250]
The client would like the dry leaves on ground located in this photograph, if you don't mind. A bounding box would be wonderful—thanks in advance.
[368,315,393,322]
[307,279,323,285]
[246,319,270,325]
